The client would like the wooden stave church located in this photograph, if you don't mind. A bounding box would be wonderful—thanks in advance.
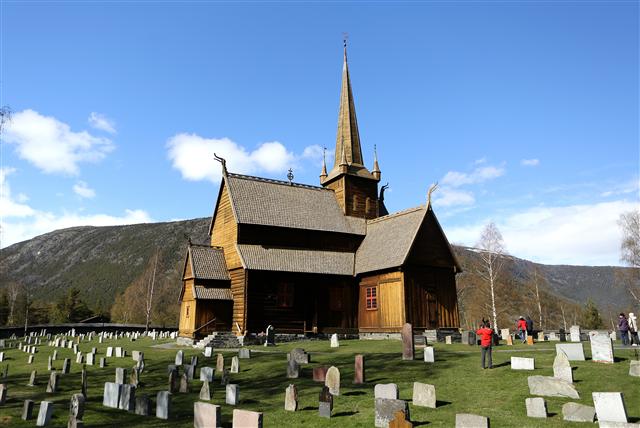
[178,45,461,340]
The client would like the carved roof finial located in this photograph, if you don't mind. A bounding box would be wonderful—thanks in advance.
[320,146,328,180]
[213,153,228,176]
[427,182,439,208]
[287,168,294,185]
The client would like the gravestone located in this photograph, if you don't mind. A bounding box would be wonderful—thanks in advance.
[184,364,195,380]
[424,347,435,363]
[131,351,140,361]
[413,382,436,408]
[354,354,365,384]
[562,402,595,422]
[106,347,113,357]
[501,328,510,340]
[555,343,585,361]
[592,392,628,423]
[115,367,126,384]
[375,383,399,399]
[28,355,34,364]
[455,413,489,428]
[630,360,640,377]
[36,401,53,427]
[70,393,85,420]
[375,398,410,428]
[115,347,123,358]
[526,397,547,418]
[179,373,190,393]
[287,358,299,378]
[28,370,37,386]
[527,376,579,398]
[76,352,83,364]
[46,371,58,393]
[506,335,513,346]
[548,332,559,341]
[169,368,179,393]
[232,409,263,427]
[238,348,251,359]
[461,330,475,345]
[537,331,545,342]
[175,350,183,366]
[330,333,339,348]
[130,367,139,388]
[135,394,151,416]
[86,353,94,366]
[264,325,275,346]
[559,329,566,341]
[226,384,239,405]
[325,366,340,395]
[319,386,333,418]
[388,410,412,428]
[445,336,452,345]
[204,347,213,358]
[200,367,214,382]
[215,354,224,372]
[200,380,211,401]
[47,356,52,371]
[570,326,581,342]
[99,358,106,368]
[589,331,614,363]
[402,323,414,360]
[220,368,230,386]
[553,350,573,382]
[167,364,177,375]
[284,384,298,411]
[22,399,34,420]
[231,356,239,373]
[289,348,309,364]
[194,402,221,428]
[81,368,88,397]
[0,384,6,404]
[103,382,121,408]
[62,358,70,374]
[511,357,535,370]
[156,391,171,419]
[119,384,136,411]
[313,366,328,382]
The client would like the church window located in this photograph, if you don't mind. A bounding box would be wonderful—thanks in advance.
[366,197,371,214]
[277,283,294,308]
[352,194,359,212]
[365,286,377,310]
[186,305,190,318]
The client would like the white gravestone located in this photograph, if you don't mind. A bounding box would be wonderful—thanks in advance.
[511,357,535,370]
[589,331,614,363]
[423,346,435,363]
[592,392,628,423]
[570,326,581,342]
[555,343,585,361]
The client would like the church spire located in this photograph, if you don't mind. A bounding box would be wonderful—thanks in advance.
[334,39,363,167]
[372,144,381,180]
[320,147,328,180]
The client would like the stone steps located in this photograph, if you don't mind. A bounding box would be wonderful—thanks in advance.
[195,331,241,349]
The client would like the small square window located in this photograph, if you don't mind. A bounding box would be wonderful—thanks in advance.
[365,286,377,310]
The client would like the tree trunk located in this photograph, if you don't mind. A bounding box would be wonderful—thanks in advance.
[145,251,159,333]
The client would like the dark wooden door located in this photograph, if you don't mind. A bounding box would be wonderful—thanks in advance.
[425,289,438,328]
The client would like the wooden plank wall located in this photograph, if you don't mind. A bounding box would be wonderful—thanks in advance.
[230,268,246,333]
[345,177,379,219]
[358,270,405,331]
[407,210,456,269]
[324,179,346,213]
[178,279,196,337]
[404,266,459,328]
[211,183,242,269]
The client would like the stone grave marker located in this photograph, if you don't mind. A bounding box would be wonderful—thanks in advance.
[231,356,240,373]
[592,392,628,423]
[511,357,535,370]
[455,413,488,428]
[36,401,53,427]
[284,384,298,411]
[169,368,179,393]
[562,402,595,422]
[526,336,534,345]
[184,364,195,380]
[22,399,34,420]
[106,347,113,357]
[526,397,547,418]
[175,350,183,366]
[553,350,573,383]
[413,382,436,408]
[99,358,106,368]
[0,384,6,404]
[528,375,579,398]
[81,367,87,397]
[115,367,126,384]
[132,350,140,361]
[548,332,558,341]
[216,354,224,372]
[555,343,585,361]
[28,370,37,386]
[115,347,123,358]
[232,409,263,427]
[119,384,136,411]
[325,366,340,395]
[501,328,510,340]
[330,333,339,348]
[179,373,190,393]
[28,355,34,364]
[287,358,299,379]
[289,348,309,364]
[156,391,171,419]
[354,354,365,384]
[76,352,83,364]
[200,380,211,401]
[62,358,71,374]
[506,335,513,346]
[70,393,85,424]
[630,360,640,377]
[264,325,275,346]
[48,355,53,371]
[226,384,239,405]
[375,398,409,428]
[135,394,151,416]
[375,383,399,399]
[313,366,328,382]
[204,347,212,358]
[461,330,475,345]
[238,348,251,359]
[86,353,94,366]
[220,368,230,385]
[402,323,414,360]
[570,326,581,342]
[194,402,221,428]
[46,371,58,393]
[537,332,545,342]
[319,386,333,418]
[589,331,614,363]
[200,366,214,382]
[103,382,121,408]
[424,347,435,363]
[445,336,452,345]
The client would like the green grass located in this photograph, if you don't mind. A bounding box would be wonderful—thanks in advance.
[0,336,638,427]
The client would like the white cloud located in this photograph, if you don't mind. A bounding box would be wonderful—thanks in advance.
[88,112,117,134]
[474,157,487,165]
[4,109,115,175]
[166,133,320,183]
[445,199,638,266]
[0,170,151,248]
[600,177,639,197]
[434,188,475,207]
[73,181,96,199]
[521,158,540,167]
[441,165,505,187]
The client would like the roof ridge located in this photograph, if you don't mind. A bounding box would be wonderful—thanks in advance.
[367,205,425,224]
[228,172,328,191]
[190,243,224,250]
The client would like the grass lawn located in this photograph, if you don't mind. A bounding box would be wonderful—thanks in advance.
[0,335,638,427]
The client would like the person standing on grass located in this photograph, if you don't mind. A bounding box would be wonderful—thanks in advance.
[476,320,494,369]
[517,316,527,343]
[526,316,534,338]
[618,313,630,346]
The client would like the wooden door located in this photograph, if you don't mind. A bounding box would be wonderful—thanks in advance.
[379,280,404,329]
[425,289,438,328]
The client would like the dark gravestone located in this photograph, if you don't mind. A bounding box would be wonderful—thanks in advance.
[287,358,300,379]
[402,323,414,361]
[135,394,151,416]
[313,367,328,382]
[168,369,179,393]
[319,386,333,418]
[184,364,195,380]
[354,354,365,384]
[22,399,34,420]
[220,368,230,386]
[81,368,88,397]
[264,325,275,346]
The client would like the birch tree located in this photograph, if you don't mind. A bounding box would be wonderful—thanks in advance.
[618,209,640,303]
[476,222,506,333]
[7,282,20,326]
[145,250,159,333]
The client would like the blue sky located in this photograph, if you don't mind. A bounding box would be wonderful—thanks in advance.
[1,1,638,266]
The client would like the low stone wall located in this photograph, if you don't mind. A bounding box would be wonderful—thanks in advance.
[0,323,177,339]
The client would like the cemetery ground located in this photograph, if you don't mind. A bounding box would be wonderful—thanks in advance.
[0,336,638,427]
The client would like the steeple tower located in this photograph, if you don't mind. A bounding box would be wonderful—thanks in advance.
[321,40,381,219]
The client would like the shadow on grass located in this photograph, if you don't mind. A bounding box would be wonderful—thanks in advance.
[413,421,430,426]
[548,412,558,417]
[436,400,451,408]
[334,411,358,417]
[301,406,316,411]
[493,362,510,368]
[343,391,366,396]
[614,357,627,362]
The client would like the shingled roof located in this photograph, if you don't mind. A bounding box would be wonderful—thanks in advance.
[193,286,233,300]
[236,244,354,276]
[354,206,427,274]
[187,245,230,280]
[224,173,365,235]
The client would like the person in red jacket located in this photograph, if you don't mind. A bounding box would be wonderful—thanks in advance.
[476,320,494,369]
[517,316,528,343]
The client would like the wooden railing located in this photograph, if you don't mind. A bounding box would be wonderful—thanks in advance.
[194,318,217,336]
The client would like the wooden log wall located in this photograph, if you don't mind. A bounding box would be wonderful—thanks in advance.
[404,266,459,328]
[211,183,242,269]
[358,270,405,332]
[230,268,246,332]
[178,279,196,337]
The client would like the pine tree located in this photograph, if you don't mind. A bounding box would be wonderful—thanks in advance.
[579,299,604,330]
